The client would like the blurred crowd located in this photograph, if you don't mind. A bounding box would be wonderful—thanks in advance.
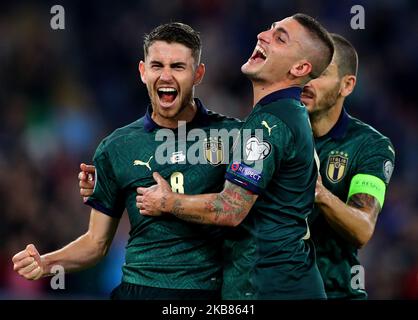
[0,0,417,299]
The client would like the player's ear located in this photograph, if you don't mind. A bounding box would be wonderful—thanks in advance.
[193,63,205,86]
[290,60,312,78]
[139,60,146,84]
[340,75,356,97]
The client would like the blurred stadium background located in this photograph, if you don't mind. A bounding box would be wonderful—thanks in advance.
[1,0,417,299]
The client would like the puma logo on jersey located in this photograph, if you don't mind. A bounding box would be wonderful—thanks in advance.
[133,156,153,171]
[261,121,277,136]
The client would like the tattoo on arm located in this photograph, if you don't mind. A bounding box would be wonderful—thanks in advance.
[204,181,257,225]
[161,194,168,210]
[347,193,381,220]
[169,182,257,225]
[171,199,204,223]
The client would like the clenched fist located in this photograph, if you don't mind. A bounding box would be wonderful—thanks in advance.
[12,244,44,280]
[78,163,96,201]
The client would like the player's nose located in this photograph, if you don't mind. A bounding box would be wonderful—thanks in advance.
[160,67,174,82]
[257,29,271,44]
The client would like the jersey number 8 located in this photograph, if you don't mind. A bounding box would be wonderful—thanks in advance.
[170,172,184,194]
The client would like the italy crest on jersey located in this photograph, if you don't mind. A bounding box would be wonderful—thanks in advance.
[204,137,223,165]
[326,153,348,183]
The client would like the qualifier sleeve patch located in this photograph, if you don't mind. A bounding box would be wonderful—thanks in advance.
[230,162,262,185]
[225,161,263,194]
[347,173,387,208]
[245,136,271,161]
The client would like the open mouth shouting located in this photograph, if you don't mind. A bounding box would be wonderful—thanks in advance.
[249,45,267,64]
[157,86,179,108]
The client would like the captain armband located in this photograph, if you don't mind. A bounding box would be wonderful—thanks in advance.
[347,174,386,208]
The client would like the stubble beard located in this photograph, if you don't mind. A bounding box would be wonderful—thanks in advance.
[309,84,340,124]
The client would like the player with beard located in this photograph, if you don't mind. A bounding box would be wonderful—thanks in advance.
[11,23,242,300]
[76,32,396,300]
[137,14,334,299]
[301,34,395,299]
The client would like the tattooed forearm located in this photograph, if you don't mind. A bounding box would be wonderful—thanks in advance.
[167,181,257,226]
[172,199,185,215]
[204,197,223,216]
[208,182,256,225]
[204,193,238,223]
[171,199,204,223]
[161,194,168,210]
[348,193,381,219]
[204,184,252,214]
[172,213,204,223]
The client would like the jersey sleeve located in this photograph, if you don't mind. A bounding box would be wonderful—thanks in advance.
[225,112,293,194]
[347,137,395,207]
[85,140,125,218]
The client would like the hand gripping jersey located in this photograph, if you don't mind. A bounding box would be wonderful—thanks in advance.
[311,108,395,299]
[86,99,241,291]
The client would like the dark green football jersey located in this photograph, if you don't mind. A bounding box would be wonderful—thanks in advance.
[223,88,326,299]
[311,109,395,299]
[86,99,241,291]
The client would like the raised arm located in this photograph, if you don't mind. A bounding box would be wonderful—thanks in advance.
[12,208,119,279]
[137,172,258,227]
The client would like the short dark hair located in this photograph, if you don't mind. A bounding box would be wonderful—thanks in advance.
[143,22,202,65]
[292,13,334,79]
[330,33,358,77]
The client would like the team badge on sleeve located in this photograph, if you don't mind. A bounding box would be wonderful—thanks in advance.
[245,136,271,161]
[326,152,348,183]
[383,160,394,183]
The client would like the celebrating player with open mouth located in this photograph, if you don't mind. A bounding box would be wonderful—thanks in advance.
[12,22,242,300]
[137,14,334,300]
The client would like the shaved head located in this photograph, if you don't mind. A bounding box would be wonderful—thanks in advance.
[292,13,334,80]
[330,33,358,78]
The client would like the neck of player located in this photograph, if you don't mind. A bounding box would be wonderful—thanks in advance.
[152,100,197,129]
[310,99,344,138]
[251,80,301,107]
